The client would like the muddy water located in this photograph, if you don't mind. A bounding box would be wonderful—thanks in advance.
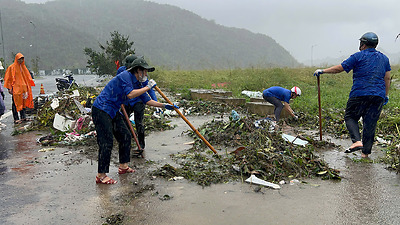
[2,115,400,224]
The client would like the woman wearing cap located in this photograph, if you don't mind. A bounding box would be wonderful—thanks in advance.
[262,86,301,121]
[92,57,178,184]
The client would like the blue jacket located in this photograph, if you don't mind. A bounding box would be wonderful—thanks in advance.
[341,48,391,99]
[92,70,151,118]
[263,86,291,103]
[117,67,157,106]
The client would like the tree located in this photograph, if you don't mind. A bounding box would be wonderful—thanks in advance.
[84,31,135,76]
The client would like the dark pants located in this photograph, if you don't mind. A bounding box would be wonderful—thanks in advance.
[12,96,26,121]
[124,102,146,149]
[92,106,131,173]
[263,95,283,121]
[344,96,384,154]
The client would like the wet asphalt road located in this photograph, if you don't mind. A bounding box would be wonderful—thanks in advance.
[1,76,400,224]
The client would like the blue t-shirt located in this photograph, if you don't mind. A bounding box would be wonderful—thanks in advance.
[93,70,151,118]
[341,48,391,99]
[263,86,291,103]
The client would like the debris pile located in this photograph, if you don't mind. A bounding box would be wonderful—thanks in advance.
[25,87,176,146]
[154,112,341,187]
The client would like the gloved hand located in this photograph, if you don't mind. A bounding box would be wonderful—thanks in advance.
[383,96,389,106]
[147,79,157,89]
[313,69,324,77]
[164,104,179,110]
[155,108,163,114]
[1,92,4,100]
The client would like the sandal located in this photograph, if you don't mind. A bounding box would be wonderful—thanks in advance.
[118,167,135,174]
[344,146,363,153]
[14,120,22,124]
[96,176,117,184]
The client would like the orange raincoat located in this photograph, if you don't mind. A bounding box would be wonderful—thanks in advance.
[4,53,35,112]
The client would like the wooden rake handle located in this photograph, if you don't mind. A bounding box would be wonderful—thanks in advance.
[154,86,218,154]
[121,104,142,152]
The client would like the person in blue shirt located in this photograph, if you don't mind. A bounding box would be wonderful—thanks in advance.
[119,54,160,156]
[314,32,391,158]
[92,57,178,184]
[262,86,301,121]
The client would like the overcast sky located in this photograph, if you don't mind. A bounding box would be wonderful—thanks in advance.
[23,0,400,65]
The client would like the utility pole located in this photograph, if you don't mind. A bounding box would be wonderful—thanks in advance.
[30,20,38,75]
[0,10,6,66]
[311,44,317,67]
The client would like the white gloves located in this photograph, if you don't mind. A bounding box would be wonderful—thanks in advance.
[313,69,324,77]
[147,79,156,89]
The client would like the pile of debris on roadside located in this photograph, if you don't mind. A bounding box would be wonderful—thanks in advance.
[153,110,341,188]
[20,87,178,146]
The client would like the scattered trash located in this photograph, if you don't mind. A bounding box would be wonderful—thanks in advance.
[231,110,240,121]
[73,98,88,114]
[290,179,300,185]
[70,90,80,97]
[184,141,195,145]
[53,113,75,132]
[254,118,276,131]
[241,90,262,98]
[63,151,73,155]
[245,174,281,189]
[281,133,308,146]
[279,180,286,185]
[38,147,55,152]
[50,98,60,109]
[169,176,184,181]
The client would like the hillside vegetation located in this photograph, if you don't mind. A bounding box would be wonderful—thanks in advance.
[0,0,299,70]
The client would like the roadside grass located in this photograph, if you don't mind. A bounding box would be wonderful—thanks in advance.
[152,66,400,114]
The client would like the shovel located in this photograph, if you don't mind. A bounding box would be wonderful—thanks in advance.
[317,75,322,141]
[154,86,218,154]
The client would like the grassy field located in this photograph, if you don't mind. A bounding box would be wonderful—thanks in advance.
[151,66,400,115]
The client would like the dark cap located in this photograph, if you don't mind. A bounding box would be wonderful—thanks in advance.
[130,58,155,72]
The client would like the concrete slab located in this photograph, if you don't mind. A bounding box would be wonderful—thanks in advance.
[245,102,289,118]
[213,97,246,106]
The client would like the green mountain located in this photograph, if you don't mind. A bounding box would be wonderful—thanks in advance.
[0,0,300,70]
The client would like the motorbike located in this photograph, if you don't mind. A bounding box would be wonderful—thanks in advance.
[55,74,78,91]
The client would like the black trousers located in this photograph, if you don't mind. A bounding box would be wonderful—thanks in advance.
[124,102,146,149]
[92,106,131,173]
[12,96,26,121]
[344,96,384,154]
[263,95,283,121]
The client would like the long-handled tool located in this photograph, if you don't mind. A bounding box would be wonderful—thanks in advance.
[154,86,218,154]
[121,104,144,158]
[317,75,323,141]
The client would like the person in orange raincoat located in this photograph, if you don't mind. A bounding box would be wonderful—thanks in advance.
[3,53,35,124]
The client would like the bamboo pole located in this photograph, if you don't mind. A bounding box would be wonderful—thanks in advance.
[154,86,218,154]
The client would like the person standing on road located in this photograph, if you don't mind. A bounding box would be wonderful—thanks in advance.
[262,86,301,121]
[119,55,160,156]
[313,32,390,158]
[0,61,5,120]
[92,57,178,184]
[3,53,35,124]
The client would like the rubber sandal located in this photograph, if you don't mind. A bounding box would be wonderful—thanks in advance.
[344,146,363,153]
[96,176,117,184]
[118,167,135,174]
